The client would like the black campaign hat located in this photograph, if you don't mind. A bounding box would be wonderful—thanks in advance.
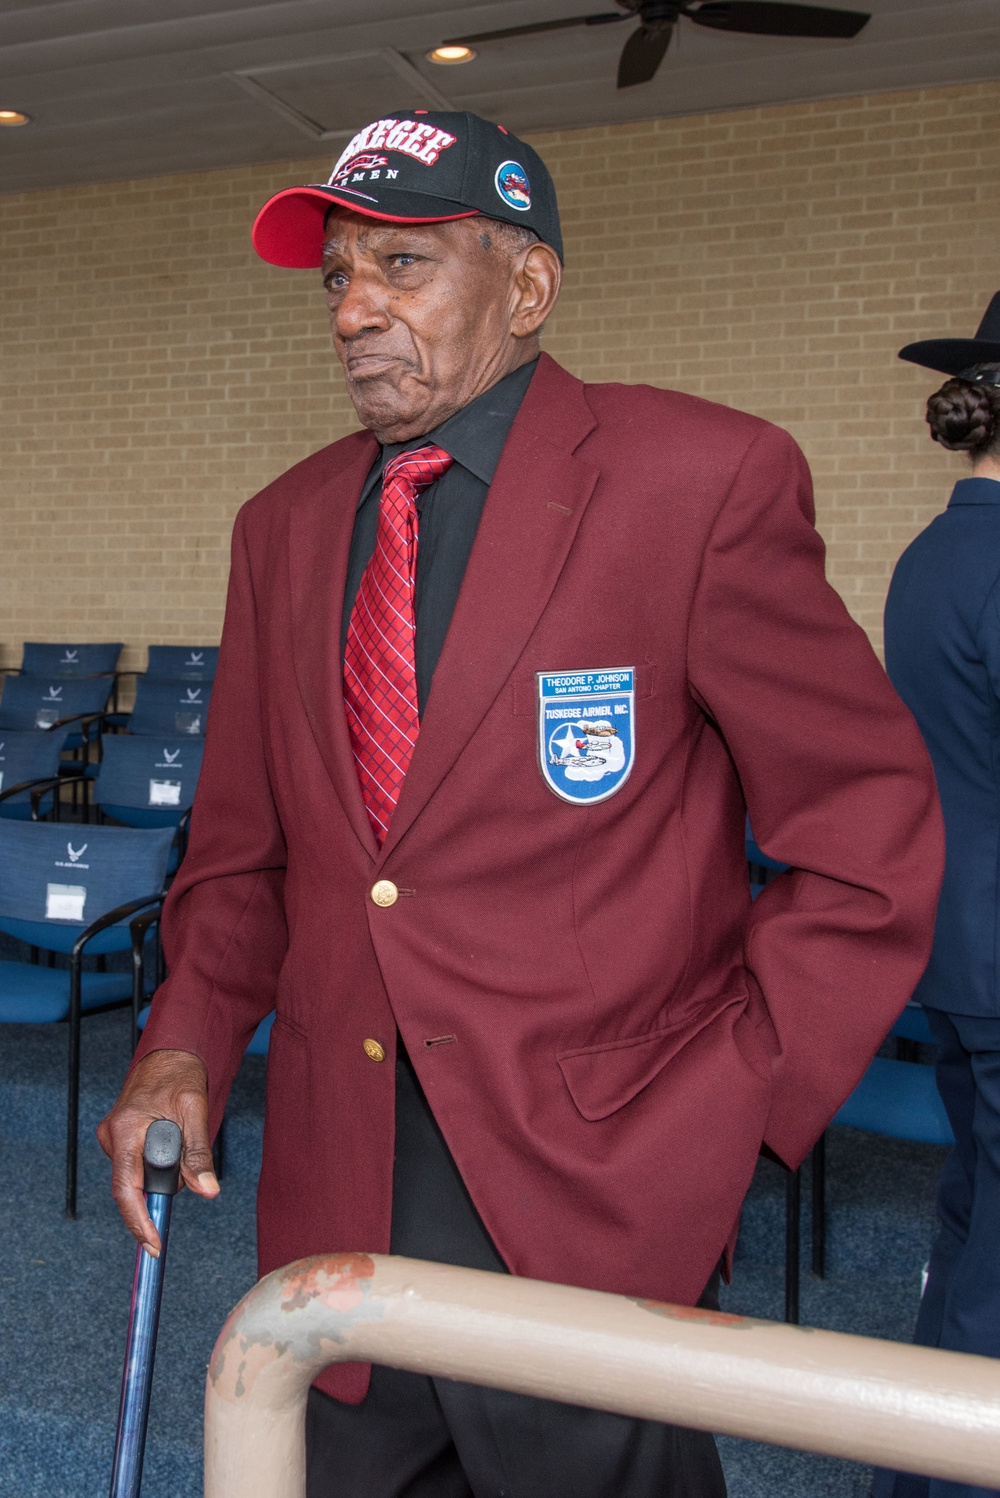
[898,292,1000,376]
[252,110,563,267]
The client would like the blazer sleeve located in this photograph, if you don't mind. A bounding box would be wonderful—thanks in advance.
[133,504,289,1134]
[686,423,944,1167]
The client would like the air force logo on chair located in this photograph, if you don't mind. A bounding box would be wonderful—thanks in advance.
[537,668,635,805]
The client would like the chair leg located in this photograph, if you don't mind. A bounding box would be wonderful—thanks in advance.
[811,1133,826,1280]
[784,1165,800,1324]
[66,958,82,1219]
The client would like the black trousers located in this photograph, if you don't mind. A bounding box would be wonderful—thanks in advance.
[306,1051,727,1498]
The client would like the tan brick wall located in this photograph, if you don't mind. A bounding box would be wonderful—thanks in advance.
[2,81,999,670]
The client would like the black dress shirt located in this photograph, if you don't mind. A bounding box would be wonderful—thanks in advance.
[340,357,537,717]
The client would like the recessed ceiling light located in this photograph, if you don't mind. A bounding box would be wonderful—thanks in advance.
[0,110,30,126]
[427,45,476,65]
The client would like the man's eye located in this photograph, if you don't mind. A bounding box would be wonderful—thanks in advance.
[390,254,417,267]
[325,273,348,291]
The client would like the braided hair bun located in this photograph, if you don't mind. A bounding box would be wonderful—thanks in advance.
[926,368,1000,458]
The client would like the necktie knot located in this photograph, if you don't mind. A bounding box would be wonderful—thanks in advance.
[383,444,454,505]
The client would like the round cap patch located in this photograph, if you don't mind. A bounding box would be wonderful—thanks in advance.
[495,160,531,212]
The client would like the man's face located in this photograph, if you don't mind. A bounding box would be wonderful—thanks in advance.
[321,213,552,442]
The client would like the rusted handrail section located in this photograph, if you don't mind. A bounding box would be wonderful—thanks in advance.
[205,1252,1000,1497]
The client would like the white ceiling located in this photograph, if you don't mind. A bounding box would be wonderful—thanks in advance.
[0,0,997,193]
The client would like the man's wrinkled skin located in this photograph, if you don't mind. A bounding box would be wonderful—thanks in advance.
[322,212,561,442]
[97,1050,218,1256]
[97,211,562,1257]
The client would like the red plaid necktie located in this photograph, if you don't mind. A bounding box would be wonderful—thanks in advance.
[344,444,454,843]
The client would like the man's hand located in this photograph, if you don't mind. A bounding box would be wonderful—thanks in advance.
[97,1049,219,1257]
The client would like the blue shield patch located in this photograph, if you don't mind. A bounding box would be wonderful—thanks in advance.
[537,668,635,805]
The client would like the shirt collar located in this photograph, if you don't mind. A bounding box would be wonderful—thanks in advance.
[362,357,538,505]
[947,477,1000,507]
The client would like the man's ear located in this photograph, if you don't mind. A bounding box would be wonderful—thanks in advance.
[510,243,562,339]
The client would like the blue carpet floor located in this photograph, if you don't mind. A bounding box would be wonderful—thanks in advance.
[0,999,945,1497]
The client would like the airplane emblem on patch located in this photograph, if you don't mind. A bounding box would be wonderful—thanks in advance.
[537,668,635,805]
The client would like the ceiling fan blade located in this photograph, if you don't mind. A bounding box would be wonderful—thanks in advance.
[445,13,627,46]
[683,2,870,38]
[617,22,673,87]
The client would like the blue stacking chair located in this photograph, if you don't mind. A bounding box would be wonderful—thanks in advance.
[0,820,176,1215]
[144,646,219,682]
[800,1047,952,1299]
[0,732,64,820]
[126,678,213,737]
[833,1053,953,1144]
[889,997,936,1047]
[20,642,122,678]
[0,673,113,744]
[22,736,205,875]
[88,735,204,831]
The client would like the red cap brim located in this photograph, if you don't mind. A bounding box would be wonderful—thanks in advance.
[252,185,479,269]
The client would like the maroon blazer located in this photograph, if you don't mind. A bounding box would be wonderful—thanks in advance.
[137,353,942,1403]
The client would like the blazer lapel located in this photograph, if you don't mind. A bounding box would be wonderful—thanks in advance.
[381,356,598,860]
[289,431,380,861]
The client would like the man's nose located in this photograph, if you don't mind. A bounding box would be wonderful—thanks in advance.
[333,271,391,340]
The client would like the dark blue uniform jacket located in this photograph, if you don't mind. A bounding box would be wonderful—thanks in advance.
[886,476,1000,1017]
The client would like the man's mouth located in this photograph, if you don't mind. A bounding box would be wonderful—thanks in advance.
[344,352,412,380]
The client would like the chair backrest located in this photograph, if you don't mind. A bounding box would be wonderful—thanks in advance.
[833,1056,954,1146]
[0,731,64,814]
[891,1001,936,1046]
[145,645,219,682]
[97,734,204,824]
[0,820,175,951]
[0,731,65,790]
[0,674,113,732]
[20,642,123,678]
[127,678,213,737]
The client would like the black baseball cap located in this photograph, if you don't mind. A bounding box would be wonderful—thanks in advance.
[252,110,563,267]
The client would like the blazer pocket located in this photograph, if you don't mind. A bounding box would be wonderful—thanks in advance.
[511,663,656,716]
[557,990,747,1122]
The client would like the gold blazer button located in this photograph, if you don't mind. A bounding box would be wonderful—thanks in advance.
[363,1038,387,1063]
[370,879,399,907]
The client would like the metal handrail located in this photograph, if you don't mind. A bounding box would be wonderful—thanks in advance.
[204,1252,1000,1497]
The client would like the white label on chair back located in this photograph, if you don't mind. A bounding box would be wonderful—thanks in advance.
[149,778,182,807]
[35,709,58,730]
[45,883,87,921]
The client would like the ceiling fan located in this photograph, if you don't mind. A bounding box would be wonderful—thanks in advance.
[442,1,871,90]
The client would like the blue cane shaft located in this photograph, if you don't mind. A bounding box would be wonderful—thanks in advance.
[109,1192,173,1498]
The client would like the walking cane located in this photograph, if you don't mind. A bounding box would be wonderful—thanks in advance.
[109,1119,183,1498]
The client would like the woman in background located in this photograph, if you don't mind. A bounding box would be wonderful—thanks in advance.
[877,293,1000,1498]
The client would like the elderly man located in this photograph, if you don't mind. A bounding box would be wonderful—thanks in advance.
[101,111,942,1496]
